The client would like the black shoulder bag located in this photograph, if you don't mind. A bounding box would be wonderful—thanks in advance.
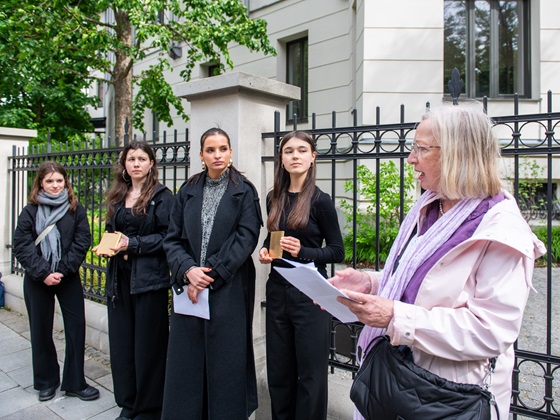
[350,336,499,420]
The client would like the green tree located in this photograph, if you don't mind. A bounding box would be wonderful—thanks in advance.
[340,162,415,266]
[0,1,98,140]
[0,0,276,142]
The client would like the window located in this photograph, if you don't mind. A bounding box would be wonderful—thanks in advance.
[208,64,221,77]
[97,81,104,107]
[286,38,308,123]
[151,111,159,142]
[444,0,529,98]
[157,9,165,24]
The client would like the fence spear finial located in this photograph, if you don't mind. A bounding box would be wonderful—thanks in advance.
[448,68,463,105]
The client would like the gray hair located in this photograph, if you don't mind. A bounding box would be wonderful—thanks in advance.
[424,104,502,199]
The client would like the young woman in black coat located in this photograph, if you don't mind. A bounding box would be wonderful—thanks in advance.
[162,128,262,420]
[13,161,99,402]
[258,131,344,420]
[94,141,173,420]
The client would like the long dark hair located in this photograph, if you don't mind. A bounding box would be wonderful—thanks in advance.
[106,140,159,221]
[187,127,241,186]
[29,161,78,213]
[267,131,318,231]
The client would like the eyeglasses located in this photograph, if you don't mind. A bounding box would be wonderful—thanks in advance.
[410,142,441,156]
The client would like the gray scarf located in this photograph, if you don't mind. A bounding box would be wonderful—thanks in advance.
[36,189,70,271]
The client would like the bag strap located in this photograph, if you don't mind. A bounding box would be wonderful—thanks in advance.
[483,357,500,420]
[35,224,55,246]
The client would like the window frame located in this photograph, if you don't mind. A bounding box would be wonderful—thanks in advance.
[286,37,308,124]
[444,0,530,99]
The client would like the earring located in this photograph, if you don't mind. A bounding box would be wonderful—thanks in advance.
[149,168,152,175]
[122,170,130,182]
[201,161,206,171]
[228,159,233,168]
[310,162,314,167]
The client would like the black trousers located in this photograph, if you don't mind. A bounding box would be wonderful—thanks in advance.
[23,275,87,392]
[266,279,331,420]
[108,267,169,420]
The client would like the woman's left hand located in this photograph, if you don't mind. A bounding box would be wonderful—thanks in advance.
[187,283,202,304]
[337,290,394,329]
[280,236,301,257]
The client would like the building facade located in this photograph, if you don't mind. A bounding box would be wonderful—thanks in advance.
[85,0,560,139]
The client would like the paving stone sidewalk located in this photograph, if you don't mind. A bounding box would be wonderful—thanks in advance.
[0,308,119,420]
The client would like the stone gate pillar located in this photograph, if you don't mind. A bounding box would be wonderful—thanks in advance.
[0,127,36,275]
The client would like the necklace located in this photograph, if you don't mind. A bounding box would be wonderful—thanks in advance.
[128,191,141,202]
[439,199,445,216]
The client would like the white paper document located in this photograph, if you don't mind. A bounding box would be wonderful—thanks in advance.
[274,260,359,323]
[172,287,210,320]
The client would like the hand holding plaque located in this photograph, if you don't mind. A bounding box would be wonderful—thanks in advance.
[269,231,284,259]
[95,232,122,256]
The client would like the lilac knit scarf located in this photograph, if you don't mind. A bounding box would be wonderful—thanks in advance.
[356,190,483,362]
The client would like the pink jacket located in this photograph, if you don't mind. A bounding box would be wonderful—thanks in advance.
[374,192,546,418]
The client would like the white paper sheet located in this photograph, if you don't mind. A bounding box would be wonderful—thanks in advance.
[274,261,359,323]
[172,287,210,320]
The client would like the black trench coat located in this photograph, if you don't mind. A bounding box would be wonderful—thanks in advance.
[162,170,262,420]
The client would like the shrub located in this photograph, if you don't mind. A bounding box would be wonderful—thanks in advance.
[532,226,560,265]
[340,162,415,266]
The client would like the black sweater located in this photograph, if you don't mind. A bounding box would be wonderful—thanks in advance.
[264,187,344,278]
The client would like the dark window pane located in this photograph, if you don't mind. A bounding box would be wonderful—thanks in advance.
[474,1,491,97]
[498,1,519,94]
[287,38,308,122]
[444,1,467,94]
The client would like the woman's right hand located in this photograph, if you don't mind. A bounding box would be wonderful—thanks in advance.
[43,272,62,286]
[185,266,214,290]
[330,268,374,294]
[258,247,273,264]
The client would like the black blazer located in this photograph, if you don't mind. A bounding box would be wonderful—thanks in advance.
[13,203,91,282]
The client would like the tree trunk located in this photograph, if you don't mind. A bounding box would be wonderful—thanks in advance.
[113,10,133,146]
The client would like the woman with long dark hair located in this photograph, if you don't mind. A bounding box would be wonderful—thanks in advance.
[13,161,99,402]
[94,140,174,420]
[162,128,262,419]
[258,131,344,420]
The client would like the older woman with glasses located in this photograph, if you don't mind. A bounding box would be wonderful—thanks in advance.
[332,104,545,419]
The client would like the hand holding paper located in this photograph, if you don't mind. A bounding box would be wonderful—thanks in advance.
[173,287,210,320]
[273,260,359,323]
[335,289,395,329]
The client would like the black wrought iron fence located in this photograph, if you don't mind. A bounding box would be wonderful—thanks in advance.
[9,128,190,301]
[262,92,560,419]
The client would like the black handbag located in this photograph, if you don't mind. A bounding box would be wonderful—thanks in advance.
[350,336,499,420]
